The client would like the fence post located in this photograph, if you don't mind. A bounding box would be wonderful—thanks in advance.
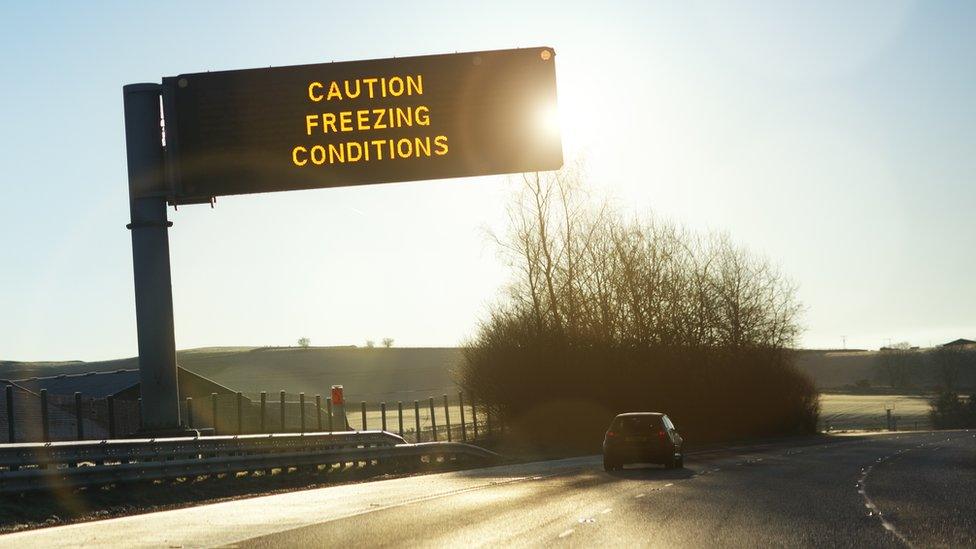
[235,391,244,435]
[138,397,143,431]
[429,397,437,442]
[5,385,14,443]
[184,397,192,430]
[443,394,452,442]
[211,393,218,435]
[327,398,333,431]
[472,398,479,439]
[316,395,322,431]
[414,400,421,442]
[74,392,84,440]
[397,401,404,437]
[361,401,367,431]
[40,389,50,442]
[300,392,306,434]
[260,391,267,433]
[459,392,467,442]
[380,402,387,432]
[279,390,286,432]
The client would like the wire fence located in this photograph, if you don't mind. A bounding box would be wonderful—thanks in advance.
[1,385,498,444]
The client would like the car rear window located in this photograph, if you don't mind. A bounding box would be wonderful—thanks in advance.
[611,415,662,433]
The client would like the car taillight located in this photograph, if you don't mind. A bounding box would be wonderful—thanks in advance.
[658,429,667,440]
[606,431,616,438]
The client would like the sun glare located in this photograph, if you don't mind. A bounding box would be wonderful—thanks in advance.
[537,102,561,140]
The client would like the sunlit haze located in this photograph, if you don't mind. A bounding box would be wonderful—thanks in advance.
[1,1,974,361]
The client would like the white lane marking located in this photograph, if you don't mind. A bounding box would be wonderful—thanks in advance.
[558,529,574,539]
[635,493,645,499]
[857,453,915,547]
[601,508,612,514]
[664,483,674,487]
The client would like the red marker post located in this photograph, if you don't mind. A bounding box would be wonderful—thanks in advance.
[331,385,345,430]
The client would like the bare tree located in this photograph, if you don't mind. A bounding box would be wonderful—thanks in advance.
[365,339,375,349]
[460,164,815,446]
[382,338,394,348]
[297,337,310,349]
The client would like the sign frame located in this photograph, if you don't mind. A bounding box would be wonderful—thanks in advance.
[159,47,562,205]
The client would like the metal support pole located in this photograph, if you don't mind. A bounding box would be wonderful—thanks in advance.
[236,392,243,435]
[279,390,286,432]
[380,402,387,432]
[107,395,117,438]
[124,83,181,433]
[75,392,84,440]
[429,397,437,442]
[211,393,218,435]
[300,393,306,434]
[443,394,452,442]
[361,401,367,431]
[5,385,14,443]
[184,397,192,430]
[414,400,421,442]
[40,389,50,442]
[459,392,467,442]
[326,398,333,431]
[397,401,404,438]
[315,395,322,431]
[260,391,267,432]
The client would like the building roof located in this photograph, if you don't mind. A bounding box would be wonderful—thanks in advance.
[943,338,976,347]
[2,367,240,399]
[5,370,137,398]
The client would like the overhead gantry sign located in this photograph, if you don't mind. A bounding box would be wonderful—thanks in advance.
[123,48,562,433]
[157,47,562,203]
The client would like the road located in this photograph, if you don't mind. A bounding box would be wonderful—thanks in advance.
[2,430,973,547]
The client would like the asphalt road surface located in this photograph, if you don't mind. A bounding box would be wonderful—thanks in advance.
[2,430,973,548]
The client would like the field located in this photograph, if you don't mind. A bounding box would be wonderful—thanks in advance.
[819,393,933,431]
[1,347,464,407]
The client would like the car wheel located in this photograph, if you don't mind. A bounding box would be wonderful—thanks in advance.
[676,455,684,469]
[603,456,618,471]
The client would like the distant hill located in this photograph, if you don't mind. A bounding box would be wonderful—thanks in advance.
[5,346,973,401]
[0,347,464,405]
[794,350,880,388]
[795,348,976,390]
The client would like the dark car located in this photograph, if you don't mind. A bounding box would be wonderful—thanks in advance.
[603,412,684,471]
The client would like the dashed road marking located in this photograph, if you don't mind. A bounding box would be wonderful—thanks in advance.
[635,493,645,499]
[664,483,674,487]
[558,529,574,539]
[601,508,612,514]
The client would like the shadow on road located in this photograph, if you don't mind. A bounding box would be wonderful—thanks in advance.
[608,465,696,480]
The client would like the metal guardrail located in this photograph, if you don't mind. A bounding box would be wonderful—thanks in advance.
[0,430,499,494]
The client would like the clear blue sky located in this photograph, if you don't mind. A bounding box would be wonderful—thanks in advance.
[1,1,974,361]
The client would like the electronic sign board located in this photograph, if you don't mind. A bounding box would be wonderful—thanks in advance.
[161,47,562,204]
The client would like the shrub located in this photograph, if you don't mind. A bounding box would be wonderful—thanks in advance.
[930,392,976,429]
[459,168,818,451]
